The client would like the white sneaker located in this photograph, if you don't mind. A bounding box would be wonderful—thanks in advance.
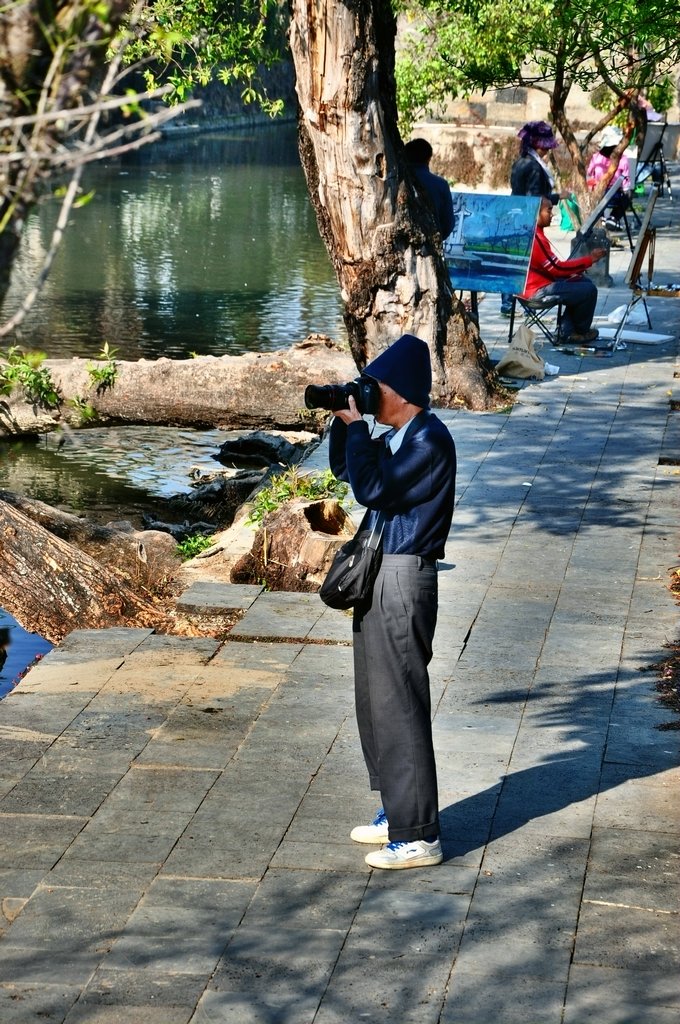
[350,808,389,844]
[365,838,443,870]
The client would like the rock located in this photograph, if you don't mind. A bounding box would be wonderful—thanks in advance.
[180,470,267,531]
[188,470,265,501]
[213,430,319,468]
[140,516,215,541]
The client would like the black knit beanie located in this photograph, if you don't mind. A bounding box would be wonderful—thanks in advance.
[363,334,431,408]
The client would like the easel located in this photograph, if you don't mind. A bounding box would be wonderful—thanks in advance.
[452,289,479,321]
[608,191,641,252]
[635,123,672,199]
[610,186,679,346]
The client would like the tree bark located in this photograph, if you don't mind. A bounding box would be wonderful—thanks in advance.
[0,499,169,643]
[0,337,355,436]
[288,0,503,411]
[0,488,179,567]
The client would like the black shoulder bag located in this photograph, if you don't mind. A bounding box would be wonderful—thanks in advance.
[319,412,427,610]
[318,510,385,610]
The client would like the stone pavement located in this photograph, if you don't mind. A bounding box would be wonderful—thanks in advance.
[0,185,679,1023]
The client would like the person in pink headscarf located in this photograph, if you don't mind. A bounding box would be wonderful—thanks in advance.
[586,126,631,191]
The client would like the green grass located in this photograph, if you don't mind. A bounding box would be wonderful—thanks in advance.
[246,467,348,527]
[176,534,214,560]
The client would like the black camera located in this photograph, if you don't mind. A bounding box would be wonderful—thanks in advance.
[304,376,381,416]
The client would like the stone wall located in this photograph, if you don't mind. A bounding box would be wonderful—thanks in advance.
[414,123,580,191]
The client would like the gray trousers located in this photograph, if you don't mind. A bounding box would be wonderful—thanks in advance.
[352,554,439,842]
[533,278,598,335]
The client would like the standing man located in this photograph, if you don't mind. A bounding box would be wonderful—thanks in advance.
[329,334,456,870]
[404,138,455,241]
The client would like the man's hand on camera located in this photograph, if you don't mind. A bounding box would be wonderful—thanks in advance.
[334,396,363,424]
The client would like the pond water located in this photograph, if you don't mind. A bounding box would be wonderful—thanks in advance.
[1,425,233,520]
[3,124,345,359]
[0,610,53,699]
[1,124,343,695]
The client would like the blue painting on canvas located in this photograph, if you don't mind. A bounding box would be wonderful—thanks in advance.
[444,193,541,295]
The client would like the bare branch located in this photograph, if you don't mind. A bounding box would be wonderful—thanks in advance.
[0,99,200,168]
[0,0,200,336]
[0,85,174,131]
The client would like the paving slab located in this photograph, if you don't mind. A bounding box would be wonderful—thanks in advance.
[175,581,263,613]
[206,925,345,1011]
[441,963,568,1024]
[563,965,680,1024]
[0,982,81,1024]
[312,949,451,1024]
[0,814,88,870]
[0,768,124,817]
[573,898,680,972]
[76,966,208,1011]
[230,591,326,638]
[65,1004,193,1024]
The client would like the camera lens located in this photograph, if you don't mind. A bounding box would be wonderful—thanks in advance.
[304,384,349,411]
[304,385,330,410]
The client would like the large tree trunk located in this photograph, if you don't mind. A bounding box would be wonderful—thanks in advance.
[0,338,354,436]
[0,500,169,643]
[288,0,503,411]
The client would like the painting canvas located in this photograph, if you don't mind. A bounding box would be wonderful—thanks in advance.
[444,193,541,295]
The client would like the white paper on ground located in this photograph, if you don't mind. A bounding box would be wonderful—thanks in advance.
[598,327,674,344]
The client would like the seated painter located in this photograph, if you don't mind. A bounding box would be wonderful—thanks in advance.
[521,198,607,344]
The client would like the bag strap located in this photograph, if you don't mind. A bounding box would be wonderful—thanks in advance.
[366,511,385,550]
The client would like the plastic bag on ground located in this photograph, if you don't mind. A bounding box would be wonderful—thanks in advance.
[605,304,647,325]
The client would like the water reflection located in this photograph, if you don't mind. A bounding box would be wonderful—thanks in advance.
[4,125,345,360]
[1,126,343,687]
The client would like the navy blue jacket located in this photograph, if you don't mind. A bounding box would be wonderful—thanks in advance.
[329,411,456,560]
[412,165,455,239]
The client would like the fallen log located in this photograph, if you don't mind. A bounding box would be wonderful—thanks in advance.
[0,489,179,569]
[0,500,171,643]
[0,336,354,437]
